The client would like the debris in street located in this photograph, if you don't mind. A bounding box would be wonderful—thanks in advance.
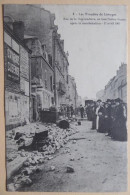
[57,120,70,129]
[102,178,107,184]
[23,161,30,167]
[35,166,42,173]
[14,132,24,140]
[6,122,78,190]
[14,183,22,190]
[66,166,75,173]
[47,156,53,160]
[21,167,32,175]
[20,176,33,186]
[78,121,81,125]
[69,137,87,141]
[72,140,76,144]
[38,158,45,163]
[50,166,56,171]
[70,157,75,161]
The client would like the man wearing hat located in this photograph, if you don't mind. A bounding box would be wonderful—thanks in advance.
[96,99,104,132]
[112,98,127,141]
[105,99,112,136]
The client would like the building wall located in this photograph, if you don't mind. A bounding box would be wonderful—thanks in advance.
[5,91,29,128]
[4,4,79,114]
[96,89,105,101]
[31,56,54,109]
[4,28,30,129]
[23,36,54,122]
[31,57,54,92]
[54,36,69,107]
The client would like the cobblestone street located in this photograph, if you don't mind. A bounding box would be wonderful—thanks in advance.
[19,120,127,192]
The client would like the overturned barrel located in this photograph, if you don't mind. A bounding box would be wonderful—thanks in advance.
[57,120,70,129]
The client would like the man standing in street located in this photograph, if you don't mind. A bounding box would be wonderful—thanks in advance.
[70,104,74,118]
[80,104,84,118]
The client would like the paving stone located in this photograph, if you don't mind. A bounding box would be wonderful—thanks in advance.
[50,166,55,171]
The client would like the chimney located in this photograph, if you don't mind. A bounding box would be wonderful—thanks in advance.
[13,21,24,40]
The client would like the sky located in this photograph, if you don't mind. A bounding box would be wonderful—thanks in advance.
[43,5,127,99]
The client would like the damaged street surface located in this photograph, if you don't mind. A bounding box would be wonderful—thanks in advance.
[6,120,127,192]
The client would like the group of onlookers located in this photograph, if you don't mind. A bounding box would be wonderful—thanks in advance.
[85,98,127,141]
[59,104,75,119]
[57,98,127,141]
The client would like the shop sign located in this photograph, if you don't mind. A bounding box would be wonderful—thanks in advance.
[20,46,29,80]
[7,61,20,82]
[7,47,19,65]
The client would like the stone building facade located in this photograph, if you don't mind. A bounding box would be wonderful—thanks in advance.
[53,31,69,108]
[4,4,80,124]
[24,36,54,121]
[4,4,69,109]
[96,89,105,101]
[4,19,31,130]
[96,63,127,103]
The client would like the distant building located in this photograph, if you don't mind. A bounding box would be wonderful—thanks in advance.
[4,18,31,129]
[96,89,105,101]
[103,63,127,103]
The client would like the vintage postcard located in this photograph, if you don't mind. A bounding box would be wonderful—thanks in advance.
[0,1,129,194]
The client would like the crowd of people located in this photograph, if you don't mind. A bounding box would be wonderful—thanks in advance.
[84,98,127,141]
[58,104,75,119]
[55,98,127,142]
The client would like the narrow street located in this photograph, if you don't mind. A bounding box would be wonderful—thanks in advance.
[19,120,127,192]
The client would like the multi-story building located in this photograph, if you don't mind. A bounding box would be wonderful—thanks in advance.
[4,18,31,130]
[24,36,54,121]
[4,4,70,109]
[53,31,69,108]
[100,63,127,103]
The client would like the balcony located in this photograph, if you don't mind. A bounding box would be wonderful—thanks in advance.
[57,81,66,95]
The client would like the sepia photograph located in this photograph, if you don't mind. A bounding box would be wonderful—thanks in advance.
[3,4,127,192]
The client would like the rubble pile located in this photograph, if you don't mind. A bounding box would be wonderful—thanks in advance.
[6,122,78,191]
